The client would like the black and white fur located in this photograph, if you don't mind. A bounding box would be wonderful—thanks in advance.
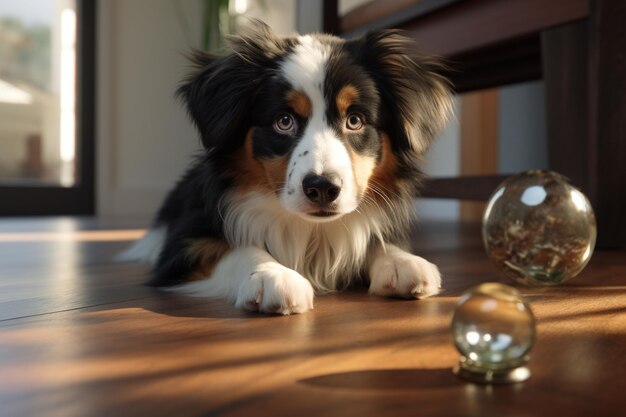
[123,23,452,315]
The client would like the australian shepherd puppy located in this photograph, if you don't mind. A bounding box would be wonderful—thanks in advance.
[124,23,452,315]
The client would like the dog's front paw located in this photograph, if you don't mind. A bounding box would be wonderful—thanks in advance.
[235,262,314,315]
[369,248,441,299]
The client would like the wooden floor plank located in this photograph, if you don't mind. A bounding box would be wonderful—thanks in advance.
[0,218,625,417]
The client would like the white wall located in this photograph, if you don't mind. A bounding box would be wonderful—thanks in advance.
[97,0,203,216]
[244,0,295,35]
[498,80,548,173]
[296,0,322,34]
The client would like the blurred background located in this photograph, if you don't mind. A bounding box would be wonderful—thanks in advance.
[0,0,77,187]
[0,0,549,221]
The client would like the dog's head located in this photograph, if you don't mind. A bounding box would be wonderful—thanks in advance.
[178,23,452,222]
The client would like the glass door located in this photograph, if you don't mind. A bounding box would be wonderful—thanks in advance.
[0,0,94,215]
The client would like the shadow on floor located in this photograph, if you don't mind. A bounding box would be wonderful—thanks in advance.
[299,368,462,391]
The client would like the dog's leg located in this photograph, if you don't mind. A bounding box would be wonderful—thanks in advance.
[368,244,441,299]
[206,247,314,315]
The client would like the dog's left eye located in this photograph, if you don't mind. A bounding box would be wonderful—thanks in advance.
[346,113,364,131]
[273,113,297,135]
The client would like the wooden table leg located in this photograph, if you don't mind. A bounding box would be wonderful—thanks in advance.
[542,0,626,248]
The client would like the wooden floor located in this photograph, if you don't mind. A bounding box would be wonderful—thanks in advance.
[0,217,625,417]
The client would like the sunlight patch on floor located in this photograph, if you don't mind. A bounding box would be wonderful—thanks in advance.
[0,229,146,242]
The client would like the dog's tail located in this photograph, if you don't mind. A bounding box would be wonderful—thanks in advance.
[115,226,166,264]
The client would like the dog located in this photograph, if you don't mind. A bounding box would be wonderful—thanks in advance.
[122,22,452,315]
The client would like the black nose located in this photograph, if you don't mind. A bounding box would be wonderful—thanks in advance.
[302,174,342,205]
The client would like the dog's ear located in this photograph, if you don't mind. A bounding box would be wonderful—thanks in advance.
[176,51,253,152]
[177,23,292,152]
[355,30,453,154]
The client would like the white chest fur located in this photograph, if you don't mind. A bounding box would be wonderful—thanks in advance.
[222,192,412,292]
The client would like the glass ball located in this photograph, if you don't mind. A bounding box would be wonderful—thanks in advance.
[483,170,596,286]
[451,283,536,383]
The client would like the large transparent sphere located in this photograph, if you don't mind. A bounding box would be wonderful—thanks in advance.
[483,170,596,286]
[452,283,536,383]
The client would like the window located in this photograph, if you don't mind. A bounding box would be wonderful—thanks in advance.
[0,0,94,215]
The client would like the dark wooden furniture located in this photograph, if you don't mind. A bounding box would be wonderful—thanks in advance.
[325,0,626,248]
[0,217,625,416]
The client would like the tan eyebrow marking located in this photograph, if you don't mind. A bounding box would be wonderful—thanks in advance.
[286,90,312,118]
[336,85,359,115]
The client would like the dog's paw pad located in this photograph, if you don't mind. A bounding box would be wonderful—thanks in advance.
[369,251,441,299]
[235,263,314,315]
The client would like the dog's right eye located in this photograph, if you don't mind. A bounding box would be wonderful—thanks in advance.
[346,113,364,131]
[273,113,297,135]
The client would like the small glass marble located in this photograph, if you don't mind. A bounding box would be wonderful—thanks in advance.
[483,170,596,286]
[452,283,536,384]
